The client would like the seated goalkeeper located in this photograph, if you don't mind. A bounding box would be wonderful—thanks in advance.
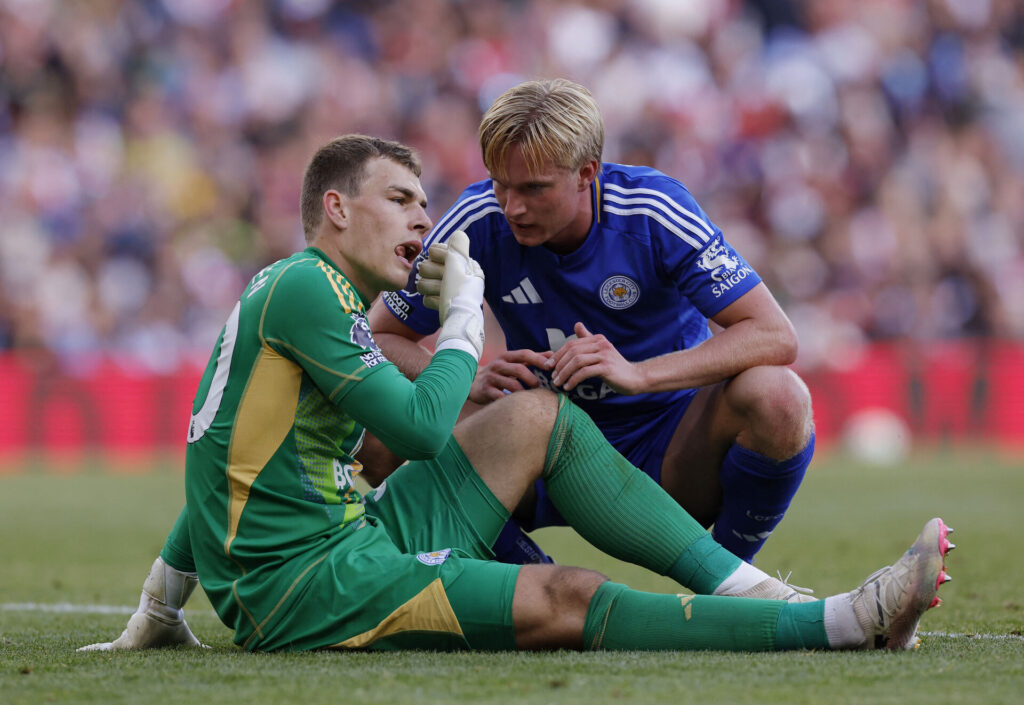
[80,134,952,654]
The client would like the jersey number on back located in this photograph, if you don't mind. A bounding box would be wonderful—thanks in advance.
[187,302,241,443]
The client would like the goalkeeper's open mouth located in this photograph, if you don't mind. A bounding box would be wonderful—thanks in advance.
[394,240,422,268]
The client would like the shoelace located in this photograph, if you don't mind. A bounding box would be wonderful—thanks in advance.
[861,563,909,619]
[776,570,815,597]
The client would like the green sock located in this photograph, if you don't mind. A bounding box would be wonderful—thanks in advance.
[583,581,785,651]
[160,506,197,573]
[543,397,741,593]
[773,599,829,650]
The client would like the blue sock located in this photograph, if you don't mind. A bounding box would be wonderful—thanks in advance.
[711,433,814,563]
[492,519,555,564]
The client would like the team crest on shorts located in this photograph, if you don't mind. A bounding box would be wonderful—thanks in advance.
[599,275,640,310]
[416,548,452,566]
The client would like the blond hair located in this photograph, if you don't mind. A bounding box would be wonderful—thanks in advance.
[479,79,604,180]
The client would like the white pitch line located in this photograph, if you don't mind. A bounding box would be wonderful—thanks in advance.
[2,602,216,617]
[3,602,135,615]
[919,631,1024,642]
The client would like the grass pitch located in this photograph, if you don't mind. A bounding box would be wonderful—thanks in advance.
[2,447,1022,704]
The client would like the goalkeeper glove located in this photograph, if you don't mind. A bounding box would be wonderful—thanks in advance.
[417,230,485,361]
[77,556,207,651]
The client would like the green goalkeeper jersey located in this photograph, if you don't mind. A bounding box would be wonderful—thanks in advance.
[184,247,475,632]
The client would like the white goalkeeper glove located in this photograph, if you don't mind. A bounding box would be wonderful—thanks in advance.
[77,556,208,651]
[417,230,485,361]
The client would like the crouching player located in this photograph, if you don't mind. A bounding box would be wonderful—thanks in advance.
[79,135,952,654]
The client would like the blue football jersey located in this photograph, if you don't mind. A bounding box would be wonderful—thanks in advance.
[382,162,761,432]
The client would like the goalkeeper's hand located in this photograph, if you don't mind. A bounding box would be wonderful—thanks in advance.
[77,557,209,652]
[77,610,207,652]
[417,230,485,361]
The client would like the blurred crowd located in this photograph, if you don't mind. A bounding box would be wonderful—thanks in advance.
[1,0,1022,373]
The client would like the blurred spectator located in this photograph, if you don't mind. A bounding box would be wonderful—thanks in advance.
[0,0,1021,373]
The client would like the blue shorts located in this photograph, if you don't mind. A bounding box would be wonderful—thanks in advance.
[525,391,697,530]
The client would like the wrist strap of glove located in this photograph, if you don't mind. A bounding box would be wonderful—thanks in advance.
[436,304,484,361]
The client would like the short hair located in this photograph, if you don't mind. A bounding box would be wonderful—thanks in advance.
[300,134,422,241]
[479,78,604,180]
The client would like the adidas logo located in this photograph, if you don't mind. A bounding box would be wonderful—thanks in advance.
[501,277,542,304]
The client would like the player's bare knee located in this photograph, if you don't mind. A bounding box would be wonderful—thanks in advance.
[729,367,813,457]
[491,388,560,439]
[454,388,560,504]
[513,565,605,650]
[545,565,605,612]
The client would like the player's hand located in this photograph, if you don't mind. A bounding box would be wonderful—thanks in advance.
[469,349,554,403]
[418,231,486,361]
[550,322,646,395]
[78,556,209,652]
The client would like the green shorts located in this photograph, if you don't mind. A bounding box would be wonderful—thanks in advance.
[245,436,521,652]
[364,434,508,557]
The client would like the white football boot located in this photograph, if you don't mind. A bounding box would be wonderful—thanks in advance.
[842,517,954,650]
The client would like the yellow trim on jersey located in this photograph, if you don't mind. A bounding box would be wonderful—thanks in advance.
[254,253,372,397]
[594,175,601,224]
[327,578,464,649]
[317,260,363,314]
[262,338,367,389]
[327,363,369,400]
[223,346,303,558]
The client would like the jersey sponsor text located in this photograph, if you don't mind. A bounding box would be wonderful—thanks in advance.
[710,266,752,298]
[534,369,616,401]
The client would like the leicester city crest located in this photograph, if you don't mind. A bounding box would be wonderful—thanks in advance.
[599,275,640,310]
[416,548,452,566]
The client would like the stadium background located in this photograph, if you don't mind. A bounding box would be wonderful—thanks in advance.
[1,0,1023,466]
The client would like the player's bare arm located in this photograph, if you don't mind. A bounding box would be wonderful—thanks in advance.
[551,283,797,394]
[368,303,434,380]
